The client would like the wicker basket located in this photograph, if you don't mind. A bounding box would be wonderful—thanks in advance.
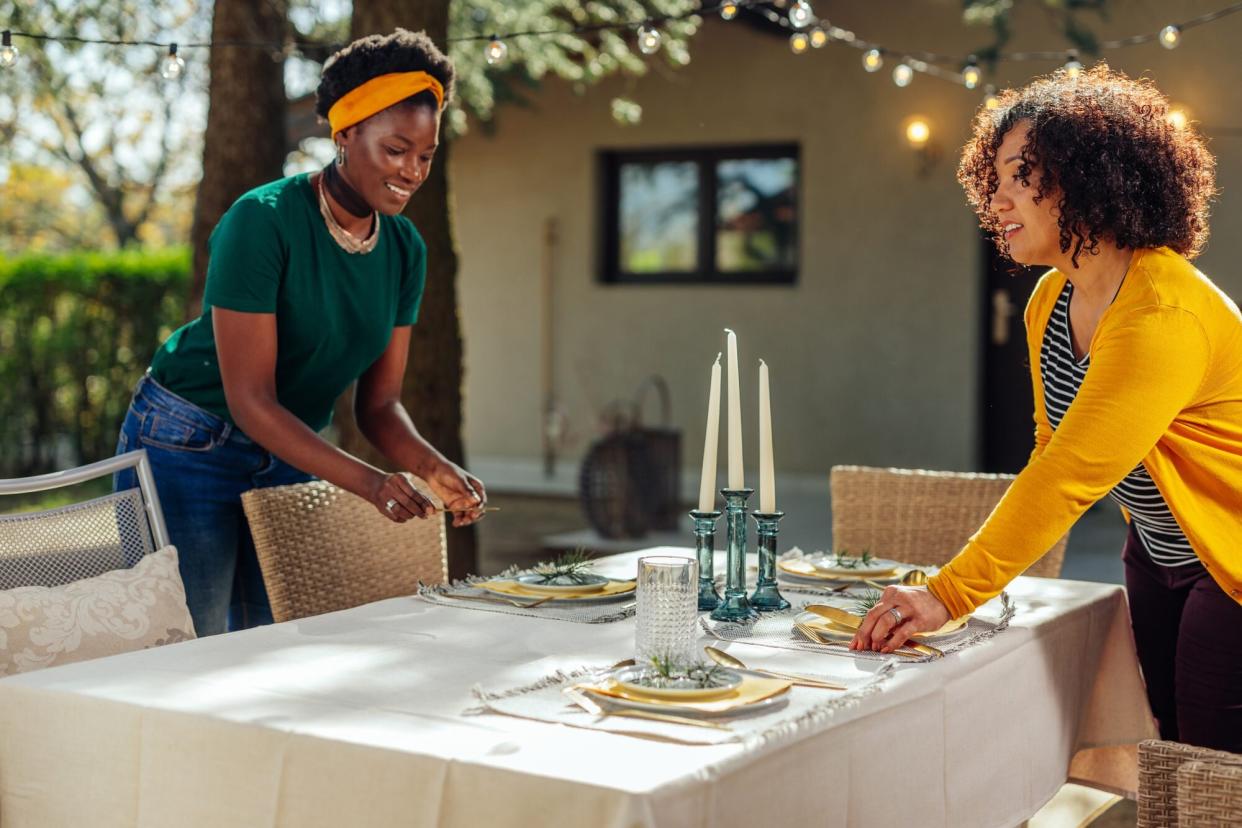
[578,377,681,538]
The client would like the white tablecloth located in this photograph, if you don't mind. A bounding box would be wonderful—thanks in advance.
[0,547,1155,828]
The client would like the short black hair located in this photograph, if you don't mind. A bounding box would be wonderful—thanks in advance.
[959,64,1216,266]
[316,28,456,121]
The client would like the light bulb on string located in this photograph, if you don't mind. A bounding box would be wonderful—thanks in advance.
[983,85,1000,110]
[862,48,883,73]
[1062,52,1082,79]
[893,62,913,88]
[788,0,814,28]
[1167,105,1191,130]
[961,56,982,90]
[1159,25,1181,49]
[160,43,185,80]
[720,1,739,20]
[0,30,18,69]
[484,35,507,65]
[789,31,810,54]
[809,27,828,48]
[637,23,662,55]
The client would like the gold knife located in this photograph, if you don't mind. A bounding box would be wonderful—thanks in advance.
[804,605,944,659]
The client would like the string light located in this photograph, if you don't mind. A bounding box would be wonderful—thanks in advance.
[159,43,184,80]
[637,23,662,55]
[1,0,1240,96]
[1159,24,1182,49]
[1167,105,1190,129]
[893,62,913,87]
[983,85,1000,110]
[789,31,810,54]
[788,1,814,29]
[0,30,18,69]
[961,56,982,90]
[484,34,507,65]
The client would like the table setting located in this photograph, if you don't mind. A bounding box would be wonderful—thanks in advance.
[0,329,1159,827]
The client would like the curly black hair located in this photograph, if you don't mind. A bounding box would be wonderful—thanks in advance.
[958,64,1216,267]
[316,28,456,121]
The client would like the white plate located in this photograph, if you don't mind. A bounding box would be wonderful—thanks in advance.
[515,572,610,595]
[581,684,790,719]
[807,555,903,577]
[477,579,635,603]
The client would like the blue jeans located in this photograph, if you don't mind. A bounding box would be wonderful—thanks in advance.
[114,374,312,636]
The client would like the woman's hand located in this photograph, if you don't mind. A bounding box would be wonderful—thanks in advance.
[422,459,488,528]
[366,470,436,523]
[850,585,952,653]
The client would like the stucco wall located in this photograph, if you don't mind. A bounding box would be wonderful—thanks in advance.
[448,1,1242,484]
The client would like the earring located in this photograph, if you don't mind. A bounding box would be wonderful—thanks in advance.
[336,143,346,167]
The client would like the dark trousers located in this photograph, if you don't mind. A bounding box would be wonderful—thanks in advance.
[1124,528,1242,752]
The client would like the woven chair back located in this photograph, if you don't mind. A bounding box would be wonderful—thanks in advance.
[829,465,1069,578]
[242,478,447,622]
[1138,739,1242,827]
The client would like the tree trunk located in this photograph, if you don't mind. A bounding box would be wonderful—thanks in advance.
[339,0,478,579]
[187,0,289,318]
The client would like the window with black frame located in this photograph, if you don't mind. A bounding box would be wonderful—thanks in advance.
[599,144,799,284]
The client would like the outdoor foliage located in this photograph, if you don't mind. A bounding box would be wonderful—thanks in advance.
[0,248,189,475]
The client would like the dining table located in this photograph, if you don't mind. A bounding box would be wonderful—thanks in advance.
[0,546,1155,827]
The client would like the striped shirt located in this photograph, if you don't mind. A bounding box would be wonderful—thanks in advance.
[1040,282,1200,567]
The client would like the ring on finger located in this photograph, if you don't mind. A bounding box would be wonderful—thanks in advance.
[888,606,903,624]
[385,498,398,513]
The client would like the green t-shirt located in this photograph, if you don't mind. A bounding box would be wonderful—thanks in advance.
[150,174,426,432]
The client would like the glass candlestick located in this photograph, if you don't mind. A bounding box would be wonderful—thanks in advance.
[690,509,722,611]
[709,488,756,621]
[750,511,790,611]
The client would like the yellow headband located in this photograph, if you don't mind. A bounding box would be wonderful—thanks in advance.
[327,71,445,137]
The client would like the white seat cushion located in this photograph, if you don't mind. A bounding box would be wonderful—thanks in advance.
[0,545,196,676]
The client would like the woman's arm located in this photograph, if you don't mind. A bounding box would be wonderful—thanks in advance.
[213,308,433,523]
[354,326,487,528]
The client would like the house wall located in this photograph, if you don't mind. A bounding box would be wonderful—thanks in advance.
[447,1,1242,489]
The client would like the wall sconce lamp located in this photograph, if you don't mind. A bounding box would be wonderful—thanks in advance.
[1166,104,1192,131]
[904,116,942,177]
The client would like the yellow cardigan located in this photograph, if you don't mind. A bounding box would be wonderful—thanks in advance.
[928,247,1242,616]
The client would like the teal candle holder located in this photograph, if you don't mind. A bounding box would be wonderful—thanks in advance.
[750,511,790,611]
[690,509,723,610]
[710,488,757,622]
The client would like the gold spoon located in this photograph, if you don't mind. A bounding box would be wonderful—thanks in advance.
[703,646,846,689]
[901,569,929,586]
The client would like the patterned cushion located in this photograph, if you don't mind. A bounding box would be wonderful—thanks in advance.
[0,545,195,676]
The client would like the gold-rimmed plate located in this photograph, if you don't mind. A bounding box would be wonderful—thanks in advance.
[478,578,635,603]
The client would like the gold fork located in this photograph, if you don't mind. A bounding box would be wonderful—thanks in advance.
[439,592,554,609]
[794,622,923,660]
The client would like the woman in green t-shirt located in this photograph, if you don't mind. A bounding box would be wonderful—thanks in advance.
[114,30,486,636]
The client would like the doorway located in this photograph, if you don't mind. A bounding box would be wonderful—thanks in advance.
[979,236,1046,473]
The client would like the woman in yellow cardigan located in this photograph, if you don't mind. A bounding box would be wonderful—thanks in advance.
[852,65,1242,751]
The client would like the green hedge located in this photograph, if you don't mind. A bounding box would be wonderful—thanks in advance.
[0,248,190,476]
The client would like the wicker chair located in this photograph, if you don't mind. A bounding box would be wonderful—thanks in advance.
[829,465,1070,577]
[241,478,447,623]
[1138,739,1242,827]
